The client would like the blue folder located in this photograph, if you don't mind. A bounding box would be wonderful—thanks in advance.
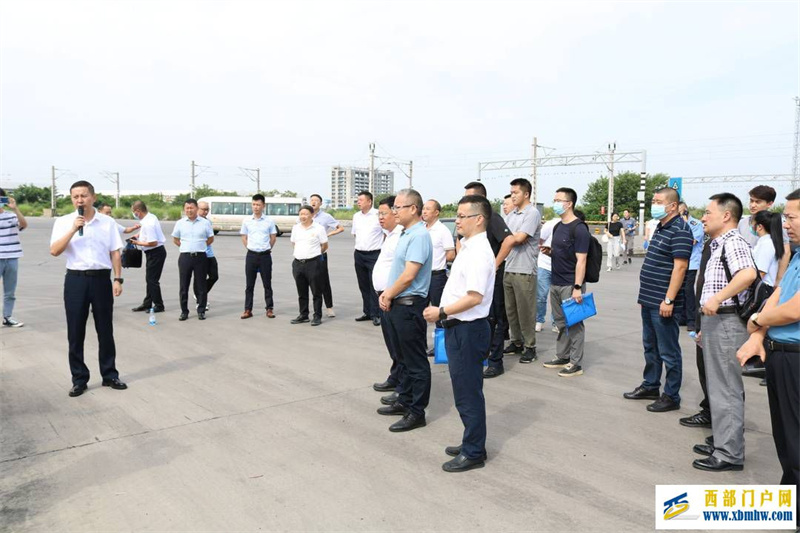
[433,327,488,366]
[562,293,597,328]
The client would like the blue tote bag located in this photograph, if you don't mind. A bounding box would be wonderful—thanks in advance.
[562,293,597,328]
[433,327,488,366]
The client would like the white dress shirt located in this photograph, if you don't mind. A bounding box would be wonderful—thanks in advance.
[137,212,166,250]
[50,211,124,270]
[372,225,404,292]
[537,218,560,271]
[291,222,328,260]
[427,219,455,271]
[440,231,495,321]
[351,208,383,251]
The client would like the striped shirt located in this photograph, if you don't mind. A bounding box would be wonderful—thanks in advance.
[0,211,23,259]
[699,229,756,307]
[637,215,693,308]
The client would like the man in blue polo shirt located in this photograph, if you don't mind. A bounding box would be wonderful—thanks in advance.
[737,188,800,526]
[624,187,693,412]
[240,194,278,319]
[171,198,214,321]
[376,188,432,433]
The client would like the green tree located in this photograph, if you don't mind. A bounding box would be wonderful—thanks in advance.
[10,183,51,204]
[581,171,671,220]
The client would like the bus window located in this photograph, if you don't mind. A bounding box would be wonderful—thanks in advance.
[268,203,287,216]
[287,203,300,216]
[211,202,232,215]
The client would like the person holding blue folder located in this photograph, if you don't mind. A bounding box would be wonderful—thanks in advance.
[543,187,590,377]
[423,195,495,472]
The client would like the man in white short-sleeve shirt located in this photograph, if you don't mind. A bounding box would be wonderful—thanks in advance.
[422,199,456,309]
[290,205,329,326]
[352,190,383,325]
[49,180,127,397]
[128,200,167,313]
[423,195,495,473]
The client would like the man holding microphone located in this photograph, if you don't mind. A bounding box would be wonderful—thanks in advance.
[423,195,495,472]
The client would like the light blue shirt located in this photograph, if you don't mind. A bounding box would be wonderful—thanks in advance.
[171,216,213,253]
[313,210,340,233]
[200,216,215,258]
[768,253,800,344]
[387,221,432,298]
[687,216,705,271]
[240,214,277,252]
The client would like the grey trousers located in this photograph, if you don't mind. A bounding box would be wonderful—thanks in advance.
[550,284,585,366]
[503,271,537,349]
[702,313,748,465]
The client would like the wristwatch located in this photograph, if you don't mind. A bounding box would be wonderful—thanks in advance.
[750,312,761,327]
[113,278,124,284]
[438,307,447,321]
[664,297,674,305]
[572,284,581,290]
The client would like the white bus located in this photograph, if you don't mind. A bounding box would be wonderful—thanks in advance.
[198,196,303,235]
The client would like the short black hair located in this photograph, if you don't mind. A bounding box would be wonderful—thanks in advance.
[427,199,442,212]
[98,202,111,210]
[358,190,373,202]
[785,188,800,201]
[510,178,532,198]
[464,181,487,197]
[184,198,198,207]
[503,194,511,200]
[749,185,777,203]
[555,187,578,205]
[611,212,619,218]
[655,187,680,204]
[709,192,743,222]
[379,195,396,207]
[299,205,314,215]
[458,195,492,224]
[310,193,323,202]
[70,180,95,194]
[252,194,266,203]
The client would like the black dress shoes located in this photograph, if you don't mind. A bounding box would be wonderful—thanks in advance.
[623,385,660,400]
[647,394,680,412]
[198,312,206,320]
[502,343,523,355]
[680,411,712,428]
[290,316,310,324]
[179,313,188,321]
[355,314,371,322]
[483,367,504,379]
[389,412,426,432]
[693,444,714,456]
[311,317,322,326]
[445,445,488,461]
[706,435,714,446]
[102,378,128,390]
[68,384,88,397]
[372,316,381,326]
[377,402,407,416]
[373,380,395,392]
[131,305,149,312]
[153,306,165,313]
[380,392,399,405]
[692,456,743,472]
[442,453,485,473]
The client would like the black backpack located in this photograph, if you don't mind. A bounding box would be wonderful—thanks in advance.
[554,221,603,283]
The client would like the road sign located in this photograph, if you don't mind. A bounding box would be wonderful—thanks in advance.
[668,177,683,200]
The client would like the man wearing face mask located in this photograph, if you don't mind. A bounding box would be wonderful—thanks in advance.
[624,188,692,413]
[128,201,167,313]
[676,202,704,333]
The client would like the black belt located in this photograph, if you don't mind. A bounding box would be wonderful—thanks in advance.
[355,249,380,254]
[717,306,737,315]
[248,250,271,255]
[432,269,447,276]
[66,269,111,277]
[394,295,423,306]
[441,317,488,329]
[144,246,165,254]
[294,256,320,264]
[181,252,205,257]
[767,339,800,353]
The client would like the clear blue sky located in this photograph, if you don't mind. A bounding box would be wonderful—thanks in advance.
[1,0,798,208]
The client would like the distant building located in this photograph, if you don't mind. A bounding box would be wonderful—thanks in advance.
[330,166,394,209]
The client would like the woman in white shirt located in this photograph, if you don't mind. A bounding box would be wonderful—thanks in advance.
[750,210,784,286]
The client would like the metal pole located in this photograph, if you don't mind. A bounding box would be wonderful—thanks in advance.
[256,168,260,193]
[532,136,538,205]
[477,162,481,182]
[115,172,120,208]
[792,97,800,191]
[607,142,616,224]
[368,143,375,192]
[191,160,196,197]
[639,150,647,237]
[51,165,56,212]
[408,160,413,189]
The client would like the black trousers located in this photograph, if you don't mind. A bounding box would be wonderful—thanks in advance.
[428,270,447,307]
[292,257,323,319]
[206,257,219,294]
[320,252,333,308]
[64,271,118,386]
[765,345,800,525]
[354,249,380,318]
[245,250,273,311]
[377,291,403,387]
[487,265,508,369]
[179,253,208,314]
[141,245,166,309]
[445,319,491,459]
[386,297,430,416]
[677,269,697,329]
[696,344,711,415]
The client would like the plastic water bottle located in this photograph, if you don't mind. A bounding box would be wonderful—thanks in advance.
[149,306,157,326]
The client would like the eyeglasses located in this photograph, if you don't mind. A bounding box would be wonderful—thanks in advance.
[391,205,413,213]
[455,213,481,220]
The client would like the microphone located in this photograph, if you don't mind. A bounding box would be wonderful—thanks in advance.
[78,206,84,236]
